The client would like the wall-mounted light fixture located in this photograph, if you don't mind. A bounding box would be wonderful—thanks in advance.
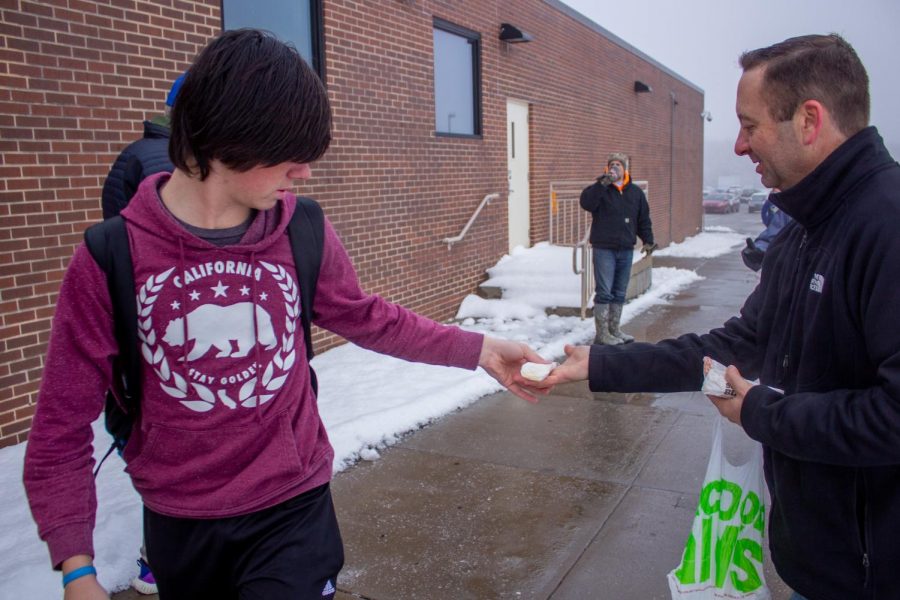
[633,80,652,93]
[499,23,533,43]
[701,110,713,122]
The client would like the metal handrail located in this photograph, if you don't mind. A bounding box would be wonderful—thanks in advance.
[573,224,593,318]
[572,225,589,274]
[442,192,500,250]
[549,180,592,246]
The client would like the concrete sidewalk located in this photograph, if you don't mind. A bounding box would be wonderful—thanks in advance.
[329,239,792,600]
[114,212,792,600]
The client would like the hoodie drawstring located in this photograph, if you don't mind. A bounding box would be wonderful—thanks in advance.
[178,238,189,378]
[250,250,263,422]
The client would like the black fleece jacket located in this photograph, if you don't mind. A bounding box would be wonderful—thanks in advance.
[579,178,654,249]
[588,127,900,600]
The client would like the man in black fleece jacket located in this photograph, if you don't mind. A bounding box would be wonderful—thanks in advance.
[540,34,900,600]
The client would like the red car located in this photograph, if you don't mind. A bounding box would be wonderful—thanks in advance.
[703,192,739,214]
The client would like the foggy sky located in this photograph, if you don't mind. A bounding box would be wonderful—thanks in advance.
[559,0,899,151]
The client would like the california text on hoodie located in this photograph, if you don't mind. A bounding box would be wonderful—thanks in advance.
[584,127,900,600]
[24,172,485,568]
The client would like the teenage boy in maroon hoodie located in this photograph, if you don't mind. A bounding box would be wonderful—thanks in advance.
[24,29,547,600]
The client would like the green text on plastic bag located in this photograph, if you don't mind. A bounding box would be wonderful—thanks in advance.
[673,477,766,592]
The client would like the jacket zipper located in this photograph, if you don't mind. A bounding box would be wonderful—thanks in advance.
[857,471,871,590]
[862,552,870,589]
[778,231,808,383]
[617,188,630,246]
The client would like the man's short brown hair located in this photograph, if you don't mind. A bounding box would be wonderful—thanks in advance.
[740,34,869,137]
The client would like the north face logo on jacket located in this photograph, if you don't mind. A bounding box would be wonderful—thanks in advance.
[809,273,825,293]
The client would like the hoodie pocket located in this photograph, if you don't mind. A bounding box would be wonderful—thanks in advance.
[125,410,315,515]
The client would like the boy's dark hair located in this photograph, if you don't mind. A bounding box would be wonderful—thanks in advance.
[740,33,869,138]
[169,28,332,180]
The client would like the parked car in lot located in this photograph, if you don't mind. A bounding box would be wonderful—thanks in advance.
[740,188,759,204]
[748,191,768,213]
[703,192,739,214]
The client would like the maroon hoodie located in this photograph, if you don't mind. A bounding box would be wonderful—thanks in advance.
[24,173,484,568]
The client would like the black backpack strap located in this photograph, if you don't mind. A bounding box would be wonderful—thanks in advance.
[83,217,140,444]
[287,197,325,362]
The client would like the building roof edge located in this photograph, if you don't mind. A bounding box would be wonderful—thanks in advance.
[543,0,705,95]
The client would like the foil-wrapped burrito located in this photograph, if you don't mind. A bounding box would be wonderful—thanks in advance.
[520,361,558,382]
[701,357,735,398]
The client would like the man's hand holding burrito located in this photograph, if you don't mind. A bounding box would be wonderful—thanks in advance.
[708,365,754,426]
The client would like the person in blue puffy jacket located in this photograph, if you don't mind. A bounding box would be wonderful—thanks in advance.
[741,188,794,271]
[100,74,185,220]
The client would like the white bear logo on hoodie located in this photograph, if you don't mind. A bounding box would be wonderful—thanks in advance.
[163,302,277,361]
[138,261,299,412]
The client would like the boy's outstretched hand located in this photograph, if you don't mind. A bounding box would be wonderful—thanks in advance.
[478,336,552,403]
[534,344,590,388]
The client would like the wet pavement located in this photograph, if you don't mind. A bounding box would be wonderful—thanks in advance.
[112,207,792,599]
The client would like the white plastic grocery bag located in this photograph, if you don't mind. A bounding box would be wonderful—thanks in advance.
[667,418,770,599]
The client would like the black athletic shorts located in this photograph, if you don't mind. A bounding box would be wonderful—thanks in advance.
[144,483,344,600]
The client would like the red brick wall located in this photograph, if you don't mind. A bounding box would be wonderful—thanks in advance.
[490,0,704,246]
[0,0,703,447]
[0,0,220,446]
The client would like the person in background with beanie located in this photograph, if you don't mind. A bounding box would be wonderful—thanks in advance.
[101,73,185,220]
[579,152,655,345]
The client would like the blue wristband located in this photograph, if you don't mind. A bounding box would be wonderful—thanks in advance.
[62,565,97,587]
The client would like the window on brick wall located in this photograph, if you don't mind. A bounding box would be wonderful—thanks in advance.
[222,0,324,77]
[433,18,481,137]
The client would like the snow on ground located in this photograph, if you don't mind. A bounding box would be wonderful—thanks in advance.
[0,232,734,598]
[654,227,745,258]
